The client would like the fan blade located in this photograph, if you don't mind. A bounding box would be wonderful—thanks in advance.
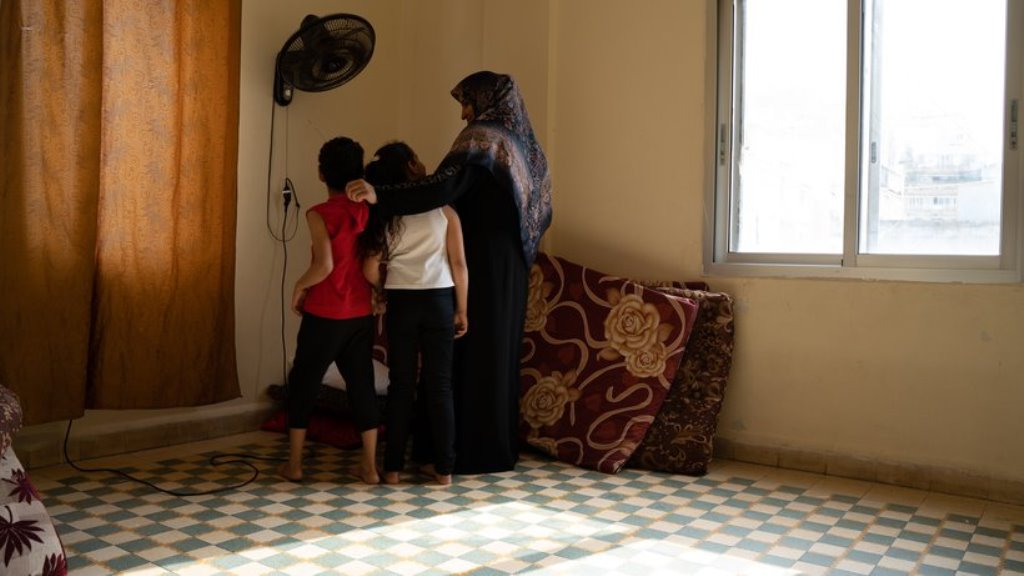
[276,50,308,86]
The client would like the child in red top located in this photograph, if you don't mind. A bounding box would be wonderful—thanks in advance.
[278,136,380,485]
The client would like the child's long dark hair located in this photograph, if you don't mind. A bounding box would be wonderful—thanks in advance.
[356,141,418,260]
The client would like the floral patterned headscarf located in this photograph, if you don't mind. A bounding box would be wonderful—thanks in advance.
[442,71,552,266]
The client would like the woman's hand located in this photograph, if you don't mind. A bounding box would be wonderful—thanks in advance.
[454,310,468,339]
[345,179,378,204]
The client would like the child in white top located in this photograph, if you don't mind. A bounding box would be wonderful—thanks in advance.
[358,142,467,485]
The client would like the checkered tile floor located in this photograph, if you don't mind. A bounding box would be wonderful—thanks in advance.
[30,431,1024,575]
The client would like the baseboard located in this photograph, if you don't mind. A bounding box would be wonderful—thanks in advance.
[713,437,1024,506]
[13,402,276,469]
[16,409,1021,506]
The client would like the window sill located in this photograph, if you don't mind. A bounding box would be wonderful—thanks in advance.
[705,261,1022,284]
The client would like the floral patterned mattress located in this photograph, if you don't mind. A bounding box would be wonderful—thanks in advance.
[519,253,735,476]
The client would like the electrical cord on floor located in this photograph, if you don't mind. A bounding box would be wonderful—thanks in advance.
[62,419,284,497]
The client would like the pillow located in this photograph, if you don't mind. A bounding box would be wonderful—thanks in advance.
[267,314,391,415]
[0,384,23,456]
[519,253,699,473]
[322,359,390,396]
[289,312,391,396]
[628,287,735,475]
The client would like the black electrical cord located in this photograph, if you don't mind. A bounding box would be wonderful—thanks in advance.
[266,101,301,242]
[62,420,284,497]
[266,97,301,385]
[281,187,292,387]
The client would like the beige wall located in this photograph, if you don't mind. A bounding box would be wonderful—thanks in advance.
[395,0,550,170]
[548,0,706,279]
[21,1,1024,486]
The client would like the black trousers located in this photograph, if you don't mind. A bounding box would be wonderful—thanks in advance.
[383,288,456,475]
[287,313,378,432]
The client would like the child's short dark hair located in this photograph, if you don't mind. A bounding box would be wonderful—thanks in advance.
[318,137,364,190]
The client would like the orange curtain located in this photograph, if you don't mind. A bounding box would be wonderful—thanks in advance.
[0,0,241,424]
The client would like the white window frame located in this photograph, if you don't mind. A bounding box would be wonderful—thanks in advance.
[705,0,1024,283]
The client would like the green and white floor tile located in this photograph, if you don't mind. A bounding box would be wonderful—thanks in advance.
[29,431,1024,575]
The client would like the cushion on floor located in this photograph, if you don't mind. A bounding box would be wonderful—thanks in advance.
[519,252,699,473]
[628,287,735,475]
[594,278,735,476]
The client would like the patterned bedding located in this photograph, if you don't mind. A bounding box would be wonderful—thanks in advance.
[518,253,735,476]
[1,385,67,576]
[1,447,67,575]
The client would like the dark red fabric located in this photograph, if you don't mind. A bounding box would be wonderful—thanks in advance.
[261,409,367,449]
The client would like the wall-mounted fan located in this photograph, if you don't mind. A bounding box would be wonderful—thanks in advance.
[273,13,376,106]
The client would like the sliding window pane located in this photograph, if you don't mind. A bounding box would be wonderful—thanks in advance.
[860,0,1006,255]
[732,0,846,253]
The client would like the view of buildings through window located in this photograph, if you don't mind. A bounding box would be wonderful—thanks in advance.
[732,0,1007,257]
[862,0,1005,255]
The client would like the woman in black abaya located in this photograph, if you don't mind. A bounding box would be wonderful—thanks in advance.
[347,71,552,473]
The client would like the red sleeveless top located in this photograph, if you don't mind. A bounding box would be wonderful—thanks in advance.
[301,194,372,319]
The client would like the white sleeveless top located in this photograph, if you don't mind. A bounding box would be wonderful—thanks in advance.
[384,208,455,289]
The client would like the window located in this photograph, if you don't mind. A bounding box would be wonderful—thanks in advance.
[711,0,1023,282]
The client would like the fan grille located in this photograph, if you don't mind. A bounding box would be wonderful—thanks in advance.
[276,14,375,93]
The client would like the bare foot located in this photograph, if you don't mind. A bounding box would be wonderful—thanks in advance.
[382,471,401,485]
[276,462,303,483]
[358,464,380,485]
[433,474,452,486]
